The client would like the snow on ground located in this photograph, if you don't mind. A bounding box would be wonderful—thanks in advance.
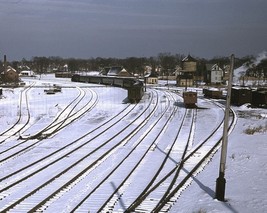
[170,105,267,213]
[154,80,267,213]
[0,74,266,213]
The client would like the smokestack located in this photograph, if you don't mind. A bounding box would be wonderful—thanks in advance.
[4,55,7,73]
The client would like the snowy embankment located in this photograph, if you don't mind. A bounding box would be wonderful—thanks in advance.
[170,105,267,213]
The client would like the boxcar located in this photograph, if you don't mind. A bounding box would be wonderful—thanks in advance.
[88,76,102,84]
[127,82,144,103]
[252,88,267,107]
[79,75,90,83]
[203,88,223,99]
[71,74,80,82]
[55,72,72,78]
[231,87,252,106]
[71,74,144,102]
[113,78,124,87]
[183,91,197,108]
[102,77,114,85]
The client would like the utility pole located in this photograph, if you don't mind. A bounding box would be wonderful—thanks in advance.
[215,54,234,201]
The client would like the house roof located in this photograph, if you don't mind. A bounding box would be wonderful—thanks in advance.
[99,67,110,75]
[182,54,197,62]
[107,66,123,76]
[7,66,17,73]
[118,68,131,77]
[211,64,223,71]
[145,71,158,78]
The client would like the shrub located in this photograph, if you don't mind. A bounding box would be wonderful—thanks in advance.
[244,125,266,135]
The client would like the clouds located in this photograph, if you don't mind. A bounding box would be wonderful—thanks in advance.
[0,0,266,60]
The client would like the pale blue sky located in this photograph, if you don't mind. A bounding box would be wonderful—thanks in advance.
[0,0,266,60]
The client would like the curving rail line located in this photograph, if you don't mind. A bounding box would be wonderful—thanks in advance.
[0,83,35,143]
[23,87,96,139]
[0,89,156,212]
[0,87,237,213]
[130,99,236,212]
[0,87,98,164]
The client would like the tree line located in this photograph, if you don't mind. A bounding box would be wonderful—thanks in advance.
[1,53,266,78]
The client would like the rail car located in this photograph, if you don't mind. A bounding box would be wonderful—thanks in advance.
[55,72,72,78]
[252,88,267,107]
[203,88,223,99]
[183,91,197,108]
[71,74,138,88]
[127,81,144,103]
[231,87,252,106]
[113,77,125,87]
[71,74,144,103]
[102,77,114,85]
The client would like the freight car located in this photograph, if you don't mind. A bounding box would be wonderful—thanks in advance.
[55,72,72,78]
[127,81,144,103]
[71,74,80,82]
[71,74,144,102]
[252,88,267,107]
[71,74,137,88]
[203,88,223,99]
[102,77,114,85]
[72,74,102,84]
[72,74,140,88]
[231,87,252,106]
[183,91,197,108]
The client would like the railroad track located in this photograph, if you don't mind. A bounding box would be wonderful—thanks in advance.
[22,87,97,139]
[126,99,237,212]
[0,87,237,213]
[0,87,98,164]
[0,89,157,212]
[19,90,186,212]
[0,83,34,143]
[68,90,175,212]
[105,94,197,212]
[0,86,85,145]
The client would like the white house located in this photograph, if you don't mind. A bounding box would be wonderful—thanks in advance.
[145,71,158,84]
[19,70,36,77]
[210,64,223,84]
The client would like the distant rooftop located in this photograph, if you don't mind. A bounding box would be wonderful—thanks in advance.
[182,54,197,62]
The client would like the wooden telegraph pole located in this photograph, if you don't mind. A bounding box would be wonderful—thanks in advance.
[215,54,234,201]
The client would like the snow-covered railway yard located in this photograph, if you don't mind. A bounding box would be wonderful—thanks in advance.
[0,75,266,213]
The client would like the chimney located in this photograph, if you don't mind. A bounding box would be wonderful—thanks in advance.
[4,55,7,73]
